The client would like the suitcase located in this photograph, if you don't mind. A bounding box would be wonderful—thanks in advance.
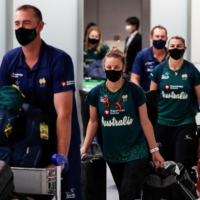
[81,155,106,200]
[0,160,14,199]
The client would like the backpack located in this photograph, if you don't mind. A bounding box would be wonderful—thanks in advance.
[142,161,198,200]
[157,60,200,113]
[0,85,24,146]
[11,103,50,167]
[84,60,106,80]
[94,82,158,147]
[0,103,50,168]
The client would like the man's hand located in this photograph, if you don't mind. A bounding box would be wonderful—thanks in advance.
[48,163,65,171]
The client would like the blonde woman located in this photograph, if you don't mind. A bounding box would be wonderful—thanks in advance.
[84,26,109,66]
[149,36,200,183]
[81,47,164,200]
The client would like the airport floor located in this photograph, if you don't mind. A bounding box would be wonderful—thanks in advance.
[107,164,119,200]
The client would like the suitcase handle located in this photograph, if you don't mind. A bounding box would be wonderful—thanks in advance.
[51,153,69,173]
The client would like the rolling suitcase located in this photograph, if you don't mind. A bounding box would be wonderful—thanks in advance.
[81,155,106,200]
[0,160,14,199]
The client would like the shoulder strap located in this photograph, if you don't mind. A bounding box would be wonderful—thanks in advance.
[188,61,194,87]
[129,82,139,117]
[93,84,103,147]
[94,84,101,114]
[142,48,149,65]
[157,61,165,88]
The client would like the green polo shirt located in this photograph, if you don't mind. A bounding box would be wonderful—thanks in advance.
[149,60,200,126]
[84,44,109,65]
[85,79,149,163]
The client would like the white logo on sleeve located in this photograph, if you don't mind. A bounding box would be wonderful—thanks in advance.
[67,80,74,85]
[161,72,170,79]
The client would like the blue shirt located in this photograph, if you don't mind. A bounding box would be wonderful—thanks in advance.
[0,40,81,158]
[131,47,167,91]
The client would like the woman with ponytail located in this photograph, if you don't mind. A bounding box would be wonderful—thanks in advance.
[81,46,164,200]
[149,36,200,183]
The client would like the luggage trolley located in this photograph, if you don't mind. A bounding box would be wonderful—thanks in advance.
[11,154,68,200]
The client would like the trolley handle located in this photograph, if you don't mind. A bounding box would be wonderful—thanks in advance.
[51,153,69,173]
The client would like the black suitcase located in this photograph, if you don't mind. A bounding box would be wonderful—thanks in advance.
[0,160,14,200]
[81,155,106,200]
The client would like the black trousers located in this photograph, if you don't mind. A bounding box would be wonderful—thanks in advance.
[155,123,198,181]
[107,158,148,200]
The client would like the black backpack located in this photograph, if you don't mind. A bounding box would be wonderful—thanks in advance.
[142,161,198,200]
[0,103,50,168]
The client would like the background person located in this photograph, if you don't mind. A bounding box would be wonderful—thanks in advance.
[124,16,142,75]
[131,25,168,91]
[84,26,109,66]
[0,4,82,200]
[81,46,164,200]
[84,22,96,42]
[149,36,200,183]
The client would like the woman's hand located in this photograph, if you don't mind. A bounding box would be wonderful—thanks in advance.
[151,151,165,168]
[80,146,87,161]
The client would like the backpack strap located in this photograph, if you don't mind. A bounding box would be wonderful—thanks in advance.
[188,61,200,112]
[93,84,103,147]
[94,84,101,116]
[142,48,149,65]
[129,82,139,117]
[157,61,165,89]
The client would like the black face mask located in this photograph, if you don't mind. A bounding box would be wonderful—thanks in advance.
[153,39,166,49]
[105,70,123,82]
[168,48,185,60]
[88,38,99,45]
[15,26,38,46]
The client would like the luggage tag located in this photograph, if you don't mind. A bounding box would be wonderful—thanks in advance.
[40,122,49,140]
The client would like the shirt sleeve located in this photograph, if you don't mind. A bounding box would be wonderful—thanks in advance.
[131,50,144,75]
[52,52,75,93]
[193,65,200,86]
[148,65,159,84]
[84,87,96,107]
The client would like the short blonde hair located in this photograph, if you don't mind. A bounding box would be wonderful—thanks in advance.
[150,25,167,36]
[168,36,185,47]
[16,4,43,21]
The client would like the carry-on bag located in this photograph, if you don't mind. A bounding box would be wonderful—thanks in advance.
[0,160,14,200]
[81,155,106,200]
[142,161,198,200]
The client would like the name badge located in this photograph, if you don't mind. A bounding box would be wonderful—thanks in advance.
[40,123,49,140]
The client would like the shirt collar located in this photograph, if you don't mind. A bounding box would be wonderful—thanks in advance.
[149,47,168,62]
[17,40,48,70]
[130,30,138,37]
